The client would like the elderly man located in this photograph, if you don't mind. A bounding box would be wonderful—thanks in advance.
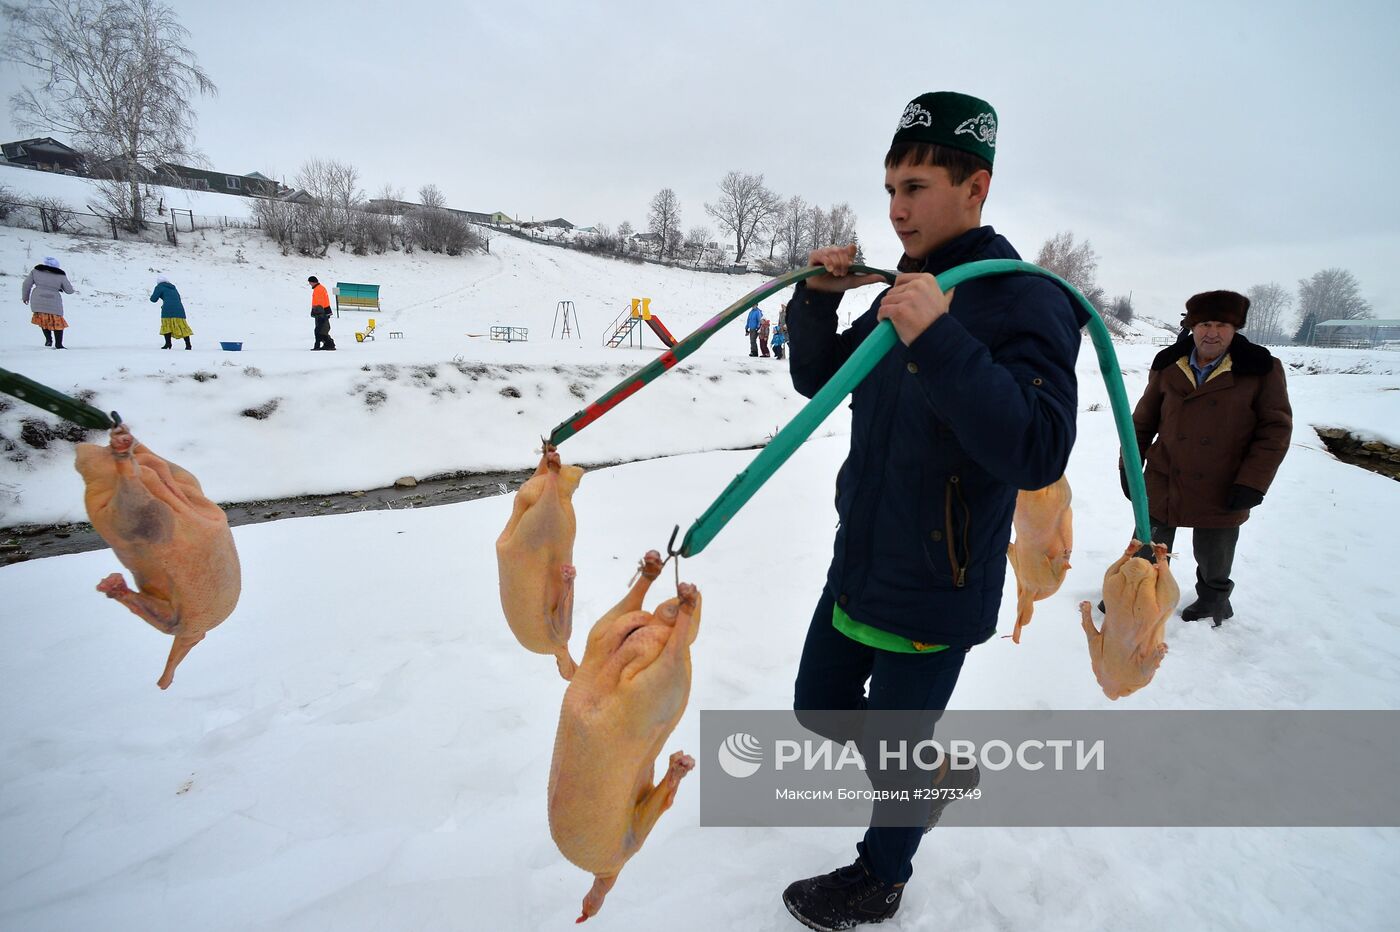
[1126,290,1292,626]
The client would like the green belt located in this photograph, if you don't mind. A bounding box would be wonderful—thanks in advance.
[832,603,949,654]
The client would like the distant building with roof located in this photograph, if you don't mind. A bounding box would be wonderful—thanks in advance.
[1,137,85,173]
[151,162,282,198]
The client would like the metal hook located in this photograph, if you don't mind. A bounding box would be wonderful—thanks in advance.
[658,525,684,587]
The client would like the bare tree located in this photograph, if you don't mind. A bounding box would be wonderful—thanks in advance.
[0,181,17,220]
[705,171,780,263]
[1036,231,1104,310]
[828,203,859,248]
[683,225,711,264]
[1106,294,1134,324]
[404,183,481,256]
[803,204,833,255]
[1245,282,1291,344]
[1296,268,1372,326]
[776,195,808,268]
[368,182,406,250]
[648,187,682,259]
[289,159,343,256]
[3,0,217,232]
[249,194,298,255]
[294,158,364,252]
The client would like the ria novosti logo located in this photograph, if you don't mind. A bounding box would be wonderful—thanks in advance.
[717,732,764,778]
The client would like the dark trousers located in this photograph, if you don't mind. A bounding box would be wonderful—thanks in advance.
[1149,519,1240,606]
[313,312,335,349]
[760,334,771,356]
[793,587,968,885]
[774,344,785,360]
[748,329,759,356]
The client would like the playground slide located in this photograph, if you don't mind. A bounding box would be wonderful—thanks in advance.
[645,316,677,347]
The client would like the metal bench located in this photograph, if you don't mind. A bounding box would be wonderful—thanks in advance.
[335,282,381,318]
[491,326,528,342]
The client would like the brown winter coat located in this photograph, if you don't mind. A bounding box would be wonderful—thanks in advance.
[1130,333,1292,528]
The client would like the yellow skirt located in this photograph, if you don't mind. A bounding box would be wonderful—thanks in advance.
[160,318,194,338]
[32,312,66,330]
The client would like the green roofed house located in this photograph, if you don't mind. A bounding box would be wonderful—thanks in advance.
[151,162,282,198]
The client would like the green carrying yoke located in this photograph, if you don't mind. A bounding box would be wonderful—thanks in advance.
[546,264,897,448]
[676,259,1152,558]
[0,366,119,430]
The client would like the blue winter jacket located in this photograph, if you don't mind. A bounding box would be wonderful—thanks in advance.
[150,281,186,318]
[787,226,1088,647]
[746,307,763,331]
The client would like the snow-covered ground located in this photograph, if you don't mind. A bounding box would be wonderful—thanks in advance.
[2,170,1399,930]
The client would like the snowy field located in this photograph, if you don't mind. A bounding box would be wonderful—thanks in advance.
[2,171,1399,930]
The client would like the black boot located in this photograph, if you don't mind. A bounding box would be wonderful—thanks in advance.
[1181,597,1233,626]
[924,760,982,832]
[53,330,65,349]
[163,334,173,349]
[782,857,903,931]
[42,328,53,346]
[183,336,192,350]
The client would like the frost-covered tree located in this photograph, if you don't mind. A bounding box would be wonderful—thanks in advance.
[1036,231,1104,310]
[2,0,217,231]
[1296,268,1372,326]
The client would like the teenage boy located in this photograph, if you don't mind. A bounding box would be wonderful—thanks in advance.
[781,91,1089,930]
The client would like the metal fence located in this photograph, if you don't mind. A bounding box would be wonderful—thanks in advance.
[0,197,181,245]
[165,207,260,233]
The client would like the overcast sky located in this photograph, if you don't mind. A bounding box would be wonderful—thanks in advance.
[3,0,1398,323]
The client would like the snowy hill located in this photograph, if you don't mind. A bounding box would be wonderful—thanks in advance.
[0,169,804,525]
[2,167,1400,931]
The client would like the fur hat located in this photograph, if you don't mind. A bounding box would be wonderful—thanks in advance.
[1183,290,1249,329]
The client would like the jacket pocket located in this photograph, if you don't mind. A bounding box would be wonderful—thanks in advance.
[944,475,971,588]
[919,475,971,588]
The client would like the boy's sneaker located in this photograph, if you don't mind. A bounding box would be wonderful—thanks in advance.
[924,761,982,832]
[782,857,903,931]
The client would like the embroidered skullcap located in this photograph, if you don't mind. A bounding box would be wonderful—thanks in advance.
[892,92,998,166]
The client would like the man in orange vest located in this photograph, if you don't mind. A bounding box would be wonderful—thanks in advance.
[309,276,336,350]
